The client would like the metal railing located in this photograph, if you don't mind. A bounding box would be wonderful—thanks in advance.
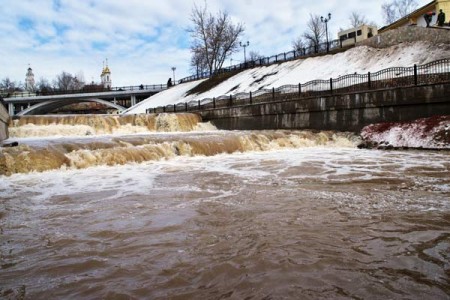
[147,58,450,114]
[3,38,355,98]
[2,84,168,98]
[178,38,352,83]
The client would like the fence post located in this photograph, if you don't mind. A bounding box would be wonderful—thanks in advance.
[330,78,333,94]
[174,104,176,112]
[250,91,252,104]
[229,94,233,107]
[213,97,216,108]
[368,72,371,89]
[185,102,188,112]
[284,52,286,61]
[272,87,275,99]
[414,64,418,85]
[298,83,301,96]
[198,100,201,110]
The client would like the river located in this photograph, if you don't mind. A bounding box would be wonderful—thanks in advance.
[0,114,449,299]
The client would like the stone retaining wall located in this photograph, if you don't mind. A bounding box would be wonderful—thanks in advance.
[0,99,9,142]
[199,83,450,132]
[357,26,450,48]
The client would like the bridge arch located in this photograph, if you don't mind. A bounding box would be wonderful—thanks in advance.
[16,98,127,116]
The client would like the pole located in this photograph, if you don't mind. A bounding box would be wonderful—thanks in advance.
[171,67,176,85]
[240,41,250,63]
[321,13,331,53]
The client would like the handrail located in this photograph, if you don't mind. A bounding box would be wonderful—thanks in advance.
[3,37,354,97]
[178,37,349,84]
[2,84,168,98]
[148,58,450,114]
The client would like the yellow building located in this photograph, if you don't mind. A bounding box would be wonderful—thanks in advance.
[338,24,378,47]
[380,0,450,33]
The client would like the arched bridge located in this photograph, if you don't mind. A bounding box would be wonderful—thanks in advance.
[4,84,166,115]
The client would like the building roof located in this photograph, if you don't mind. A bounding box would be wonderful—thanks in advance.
[379,0,436,33]
[101,66,111,75]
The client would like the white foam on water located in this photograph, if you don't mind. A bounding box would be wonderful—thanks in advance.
[1,147,449,214]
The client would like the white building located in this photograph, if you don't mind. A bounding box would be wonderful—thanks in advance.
[25,66,35,92]
[100,60,112,89]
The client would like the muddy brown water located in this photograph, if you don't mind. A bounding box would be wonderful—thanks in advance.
[0,115,449,299]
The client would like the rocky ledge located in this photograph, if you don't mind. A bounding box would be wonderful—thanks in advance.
[358,115,450,150]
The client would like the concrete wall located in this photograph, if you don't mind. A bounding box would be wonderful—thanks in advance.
[199,83,450,132]
[358,26,450,48]
[0,99,9,141]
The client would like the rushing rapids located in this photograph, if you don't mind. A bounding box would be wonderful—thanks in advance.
[1,114,358,175]
[1,113,449,299]
[8,113,204,137]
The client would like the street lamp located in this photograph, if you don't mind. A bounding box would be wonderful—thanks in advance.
[171,67,176,85]
[321,13,331,52]
[240,41,249,63]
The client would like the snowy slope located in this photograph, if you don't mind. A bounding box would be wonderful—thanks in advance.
[124,41,450,114]
[121,80,206,114]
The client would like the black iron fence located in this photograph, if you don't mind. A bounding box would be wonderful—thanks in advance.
[3,84,167,98]
[179,38,351,83]
[147,58,450,114]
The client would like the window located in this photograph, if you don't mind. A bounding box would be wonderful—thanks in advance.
[357,30,362,36]
[340,34,347,41]
[348,31,356,38]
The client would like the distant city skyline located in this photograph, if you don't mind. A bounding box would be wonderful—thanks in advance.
[0,0,431,87]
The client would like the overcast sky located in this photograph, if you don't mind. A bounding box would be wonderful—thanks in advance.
[0,0,430,87]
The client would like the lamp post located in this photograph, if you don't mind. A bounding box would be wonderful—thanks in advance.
[321,13,331,52]
[240,41,249,63]
[171,67,176,85]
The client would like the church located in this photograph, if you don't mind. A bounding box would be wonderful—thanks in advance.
[100,59,112,89]
[25,65,35,92]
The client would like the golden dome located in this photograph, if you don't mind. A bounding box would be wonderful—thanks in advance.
[101,59,111,76]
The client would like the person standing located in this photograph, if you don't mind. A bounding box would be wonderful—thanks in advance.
[437,9,446,26]
[424,11,435,27]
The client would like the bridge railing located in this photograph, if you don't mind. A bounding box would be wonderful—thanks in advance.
[147,58,450,114]
[3,84,168,98]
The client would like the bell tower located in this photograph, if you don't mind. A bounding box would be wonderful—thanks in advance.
[25,65,35,92]
[100,59,112,89]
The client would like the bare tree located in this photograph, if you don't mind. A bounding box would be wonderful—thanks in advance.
[248,50,264,62]
[53,71,76,91]
[74,71,85,90]
[349,11,369,27]
[302,14,325,52]
[382,0,418,24]
[189,3,245,76]
[36,77,52,94]
[190,47,208,77]
[292,36,307,53]
[0,77,16,92]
